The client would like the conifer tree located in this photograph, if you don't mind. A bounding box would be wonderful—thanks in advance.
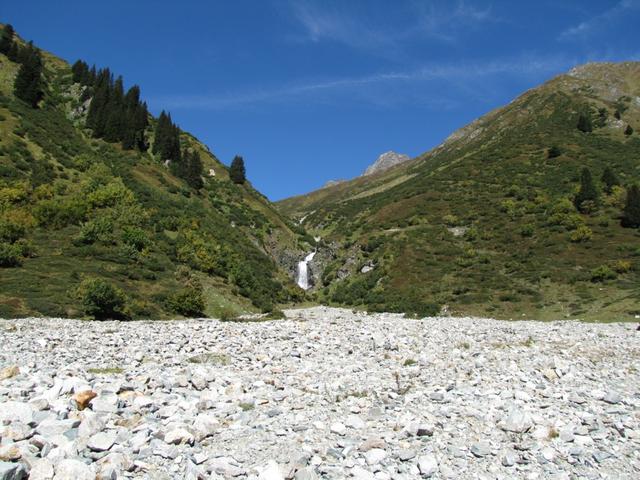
[153,111,181,161]
[574,167,598,212]
[104,76,125,142]
[13,43,44,108]
[624,125,634,136]
[601,167,620,195]
[0,24,15,56]
[7,41,19,62]
[621,184,640,228]
[86,68,113,137]
[230,155,246,184]
[184,150,204,189]
[577,113,592,133]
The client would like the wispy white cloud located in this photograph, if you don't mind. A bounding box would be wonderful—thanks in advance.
[287,0,495,51]
[412,0,495,42]
[151,54,573,111]
[559,0,640,40]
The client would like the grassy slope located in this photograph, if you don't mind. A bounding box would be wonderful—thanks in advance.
[278,62,640,321]
[0,36,306,319]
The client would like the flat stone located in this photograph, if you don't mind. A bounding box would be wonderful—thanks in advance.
[0,366,20,381]
[330,422,346,435]
[51,459,95,480]
[72,390,97,411]
[0,445,21,462]
[500,408,532,433]
[257,460,285,480]
[364,448,386,465]
[360,437,385,452]
[471,442,491,457]
[28,459,54,480]
[398,449,416,461]
[603,392,622,404]
[87,431,117,452]
[417,454,438,477]
[294,467,319,480]
[164,427,194,445]
[0,402,33,424]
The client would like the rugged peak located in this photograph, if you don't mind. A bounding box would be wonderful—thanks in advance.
[363,151,411,176]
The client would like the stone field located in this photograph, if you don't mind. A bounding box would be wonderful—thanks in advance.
[0,307,639,479]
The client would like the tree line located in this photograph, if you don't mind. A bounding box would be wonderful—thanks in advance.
[1,24,44,107]
[71,60,149,151]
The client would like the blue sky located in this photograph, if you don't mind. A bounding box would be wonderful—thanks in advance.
[2,1,640,200]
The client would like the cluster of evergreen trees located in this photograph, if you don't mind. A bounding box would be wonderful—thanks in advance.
[71,60,149,151]
[574,166,640,228]
[1,24,44,108]
[152,111,203,189]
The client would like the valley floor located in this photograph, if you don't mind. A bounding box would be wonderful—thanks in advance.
[1,307,639,479]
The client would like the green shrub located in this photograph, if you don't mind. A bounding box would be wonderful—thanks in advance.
[121,226,149,251]
[570,225,592,243]
[74,217,114,245]
[590,265,617,283]
[519,224,534,237]
[0,242,22,267]
[0,219,25,243]
[77,278,128,320]
[166,287,205,317]
[34,197,88,227]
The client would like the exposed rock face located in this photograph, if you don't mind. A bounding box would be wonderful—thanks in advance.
[323,179,346,188]
[0,309,638,478]
[362,151,411,176]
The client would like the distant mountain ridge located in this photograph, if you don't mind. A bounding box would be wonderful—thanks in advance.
[363,151,411,176]
[277,61,640,321]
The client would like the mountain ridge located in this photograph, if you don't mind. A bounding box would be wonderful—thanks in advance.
[0,24,308,319]
[277,61,640,321]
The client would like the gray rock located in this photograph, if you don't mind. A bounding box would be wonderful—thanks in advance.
[500,408,532,433]
[417,454,438,477]
[87,431,117,452]
[0,461,27,480]
[52,459,95,480]
[398,449,416,461]
[364,448,386,465]
[603,392,622,404]
[294,467,319,480]
[470,442,491,457]
[502,452,516,467]
[0,402,33,425]
[28,458,54,480]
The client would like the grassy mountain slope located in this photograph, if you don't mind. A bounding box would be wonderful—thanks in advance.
[278,62,640,321]
[0,28,307,319]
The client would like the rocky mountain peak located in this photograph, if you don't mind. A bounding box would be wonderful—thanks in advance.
[362,151,411,176]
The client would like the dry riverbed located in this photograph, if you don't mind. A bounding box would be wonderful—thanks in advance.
[1,307,639,479]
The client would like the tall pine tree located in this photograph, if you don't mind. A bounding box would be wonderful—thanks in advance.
[0,24,15,56]
[153,111,181,162]
[574,167,598,212]
[14,42,44,108]
[577,113,592,133]
[601,167,620,195]
[621,184,640,228]
[103,76,125,142]
[230,155,246,184]
[184,149,204,189]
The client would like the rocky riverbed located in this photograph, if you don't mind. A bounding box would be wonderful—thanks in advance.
[1,307,639,479]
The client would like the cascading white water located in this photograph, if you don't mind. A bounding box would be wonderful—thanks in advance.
[296,251,316,290]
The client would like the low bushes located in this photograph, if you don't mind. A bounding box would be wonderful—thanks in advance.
[77,278,128,320]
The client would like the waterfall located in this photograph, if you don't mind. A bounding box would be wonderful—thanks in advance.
[296,251,316,290]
